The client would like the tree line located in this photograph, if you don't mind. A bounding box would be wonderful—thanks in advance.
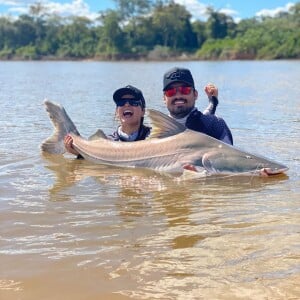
[0,0,299,60]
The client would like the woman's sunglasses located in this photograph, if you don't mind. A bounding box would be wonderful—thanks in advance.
[164,86,193,97]
[116,99,142,107]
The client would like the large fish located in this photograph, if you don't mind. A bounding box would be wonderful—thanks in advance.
[41,100,288,176]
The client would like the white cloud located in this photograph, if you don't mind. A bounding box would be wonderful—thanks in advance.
[174,0,239,21]
[0,0,18,5]
[2,0,99,20]
[255,2,295,18]
[45,0,92,17]
[219,8,238,18]
[174,0,208,20]
[0,0,36,4]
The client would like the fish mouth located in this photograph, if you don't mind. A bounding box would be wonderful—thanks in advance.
[259,167,289,176]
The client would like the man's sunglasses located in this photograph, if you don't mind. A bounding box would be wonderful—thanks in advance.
[164,86,193,97]
[115,99,142,107]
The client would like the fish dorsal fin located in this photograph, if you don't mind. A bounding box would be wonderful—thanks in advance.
[147,109,186,138]
[88,129,107,140]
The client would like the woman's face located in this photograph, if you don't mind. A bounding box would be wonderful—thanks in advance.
[116,94,145,126]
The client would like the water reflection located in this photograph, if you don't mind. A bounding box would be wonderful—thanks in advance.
[42,152,172,200]
[41,152,290,255]
[42,152,289,202]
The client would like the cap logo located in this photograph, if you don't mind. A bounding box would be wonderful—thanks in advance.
[167,71,185,80]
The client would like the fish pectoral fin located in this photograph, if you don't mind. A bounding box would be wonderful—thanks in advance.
[88,129,107,140]
[202,152,218,173]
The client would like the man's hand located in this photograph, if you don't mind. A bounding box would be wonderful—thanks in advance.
[204,83,218,99]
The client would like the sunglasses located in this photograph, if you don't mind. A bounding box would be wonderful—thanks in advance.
[164,86,193,97]
[116,99,142,107]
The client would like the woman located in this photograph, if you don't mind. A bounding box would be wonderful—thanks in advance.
[64,85,151,156]
[108,85,151,141]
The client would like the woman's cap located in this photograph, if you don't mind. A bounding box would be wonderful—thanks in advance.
[113,85,146,109]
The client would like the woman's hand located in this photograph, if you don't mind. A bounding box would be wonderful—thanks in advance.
[64,134,79,156]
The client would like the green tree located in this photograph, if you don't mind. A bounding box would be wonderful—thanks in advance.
[206,7,235,39]
[96,10,125,58]
[192,20,207,48]
[0,17,14,50]
[56,17,96,58]
[0,0,299,60]
[0,17,16,58]
[14,15,37,48]
[152,1,196,50]
[123,15,157,53]
[114,0,153,18]
[38,16,63,55]
[113,0,154,53]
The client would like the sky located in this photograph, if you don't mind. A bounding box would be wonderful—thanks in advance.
[0,0,297,22]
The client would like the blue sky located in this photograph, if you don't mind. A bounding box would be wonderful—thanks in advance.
[0,0,297,22]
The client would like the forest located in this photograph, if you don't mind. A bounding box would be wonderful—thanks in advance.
[0,0,299,60]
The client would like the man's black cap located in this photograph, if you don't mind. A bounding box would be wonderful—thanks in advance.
[163,67,195,91]
[113,85,146,109]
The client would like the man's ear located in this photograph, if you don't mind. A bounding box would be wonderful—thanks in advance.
[163,95,167,104]
[194,89,198,100]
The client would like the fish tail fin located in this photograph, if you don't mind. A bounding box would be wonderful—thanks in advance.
[40,100,80,154]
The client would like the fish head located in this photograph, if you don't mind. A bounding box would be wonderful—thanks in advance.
[201,149,288,176]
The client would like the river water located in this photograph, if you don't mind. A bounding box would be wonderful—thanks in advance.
[0,61,299,299]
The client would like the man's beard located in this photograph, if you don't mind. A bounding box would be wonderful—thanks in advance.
[169,104,194,119]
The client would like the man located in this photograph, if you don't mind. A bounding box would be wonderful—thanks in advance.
[163,67,233,145]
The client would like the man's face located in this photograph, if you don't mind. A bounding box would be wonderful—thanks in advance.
[163,82,198,118]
